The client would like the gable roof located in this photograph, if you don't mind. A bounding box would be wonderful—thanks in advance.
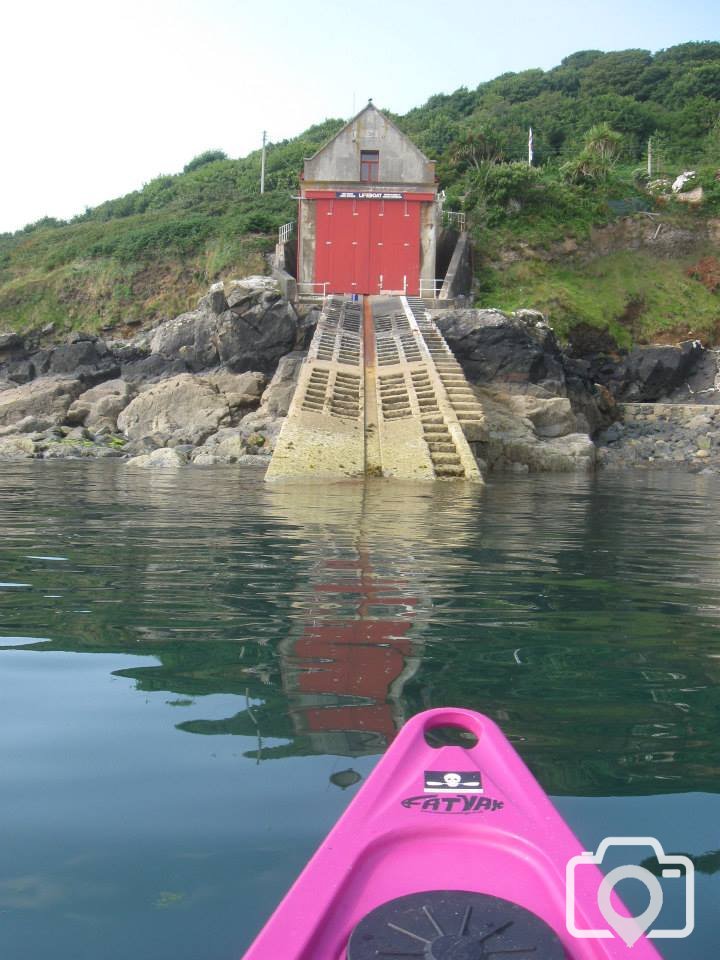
[305,101,432,164]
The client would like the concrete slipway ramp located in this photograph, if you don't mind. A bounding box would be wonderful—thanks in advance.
[265,295,484,482]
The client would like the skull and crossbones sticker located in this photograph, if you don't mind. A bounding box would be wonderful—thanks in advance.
[424,770,483,794]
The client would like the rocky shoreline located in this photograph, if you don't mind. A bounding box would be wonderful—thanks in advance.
[0,276,718,475]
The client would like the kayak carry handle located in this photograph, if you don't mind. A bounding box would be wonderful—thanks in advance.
[419,706,485,750]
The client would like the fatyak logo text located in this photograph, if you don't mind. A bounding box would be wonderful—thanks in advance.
[401,794,504,814]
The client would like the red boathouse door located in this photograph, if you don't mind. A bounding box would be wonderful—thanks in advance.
[314,198,420,296]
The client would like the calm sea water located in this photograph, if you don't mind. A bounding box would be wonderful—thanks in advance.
[0,462,718,959]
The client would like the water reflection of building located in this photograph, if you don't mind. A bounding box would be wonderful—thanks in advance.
[278,548,423,756]
[262,481,476,757]
[172,481,477,759]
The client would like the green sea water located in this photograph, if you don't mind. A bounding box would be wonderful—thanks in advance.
[0,462,718,959]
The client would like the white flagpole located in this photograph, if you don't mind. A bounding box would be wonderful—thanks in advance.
[528,126,534,166]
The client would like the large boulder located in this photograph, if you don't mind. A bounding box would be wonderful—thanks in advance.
[610,341,704,402]
[1,358,36,385]
[146,281,299,377]
[0,436,36,460]
[0,378,83,428]
[505,394,577,438]
[34,337,120,384]
[149,310,219,371]
[197,281,228,316]
[191,428,249,463]
[204,370,266,410]
[0,415,56,435]
[117,374,230,445]
[253,352,304,418]
[216,291,298,373]
[126,447,186,469]
[65,379,135,432]
[0,332,24,353]
[474,388,596,472]
[435,309,566,391]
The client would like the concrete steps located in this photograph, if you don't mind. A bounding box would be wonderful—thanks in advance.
[267,294,484,482]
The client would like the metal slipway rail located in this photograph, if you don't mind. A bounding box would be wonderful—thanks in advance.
[266,294,485,481]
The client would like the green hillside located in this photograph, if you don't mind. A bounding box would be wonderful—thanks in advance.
[2,42,720,344]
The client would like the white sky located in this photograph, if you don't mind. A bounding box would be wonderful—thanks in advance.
[1,0,719,233]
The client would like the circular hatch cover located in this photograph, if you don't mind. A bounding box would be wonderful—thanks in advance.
[346,889,566,959]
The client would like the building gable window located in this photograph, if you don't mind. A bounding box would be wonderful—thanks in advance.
[360,150,379,183]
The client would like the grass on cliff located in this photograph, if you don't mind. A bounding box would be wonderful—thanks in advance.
[479,249,720,348]
[0,200,282,333]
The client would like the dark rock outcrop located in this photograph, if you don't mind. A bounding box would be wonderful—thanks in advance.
[433,308,616,434]
[585,341,705,402]
[34,338,120,385]
[121,355,189,384]
[0,332,25,353]
[215,294,298,373]
[144,282,300,376]
[435,308,565,390]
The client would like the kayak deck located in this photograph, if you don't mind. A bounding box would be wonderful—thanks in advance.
[242,707,663,959]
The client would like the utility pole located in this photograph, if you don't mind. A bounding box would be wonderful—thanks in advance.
[647,137,653,178]
[528,126,533,166]
[261,130,267,194]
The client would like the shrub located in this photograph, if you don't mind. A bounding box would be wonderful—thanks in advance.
[183,150,228,174]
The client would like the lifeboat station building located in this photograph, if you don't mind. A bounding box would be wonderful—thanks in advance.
[297,103,438,298]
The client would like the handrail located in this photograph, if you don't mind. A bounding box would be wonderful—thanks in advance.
[441,210,466,232]
[278,220,295,243]
[418,278,444,298]
[297,281,328,299]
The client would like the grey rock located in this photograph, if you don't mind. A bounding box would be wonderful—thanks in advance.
[475,387,596,473]
[506,395,577,438]
[204,370,266,410]
[4,359,35,384]
[121,355,188,384]
[63,426,92,441]
[434,308,616,435]
[66,379,135,431]
[32,339,119,385]
[193,428,248,462]
[108,339,148,362]
[68,331,98,344]
[149,309,219,371]
[0,436,36,459]
[587,341,706,403]
[0,332,24,352]
[297,307,320,351]
[123,436,159,456]
[216,294,298,374]
[621,341,704,402]
[0,415,55,436]
[0,377,83,428]
[117,374,230,445]
[126,447,186,469]
[256,351,304,417]
[197,282,227,315]
[225,281,271,311]
[233,351,305,452]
